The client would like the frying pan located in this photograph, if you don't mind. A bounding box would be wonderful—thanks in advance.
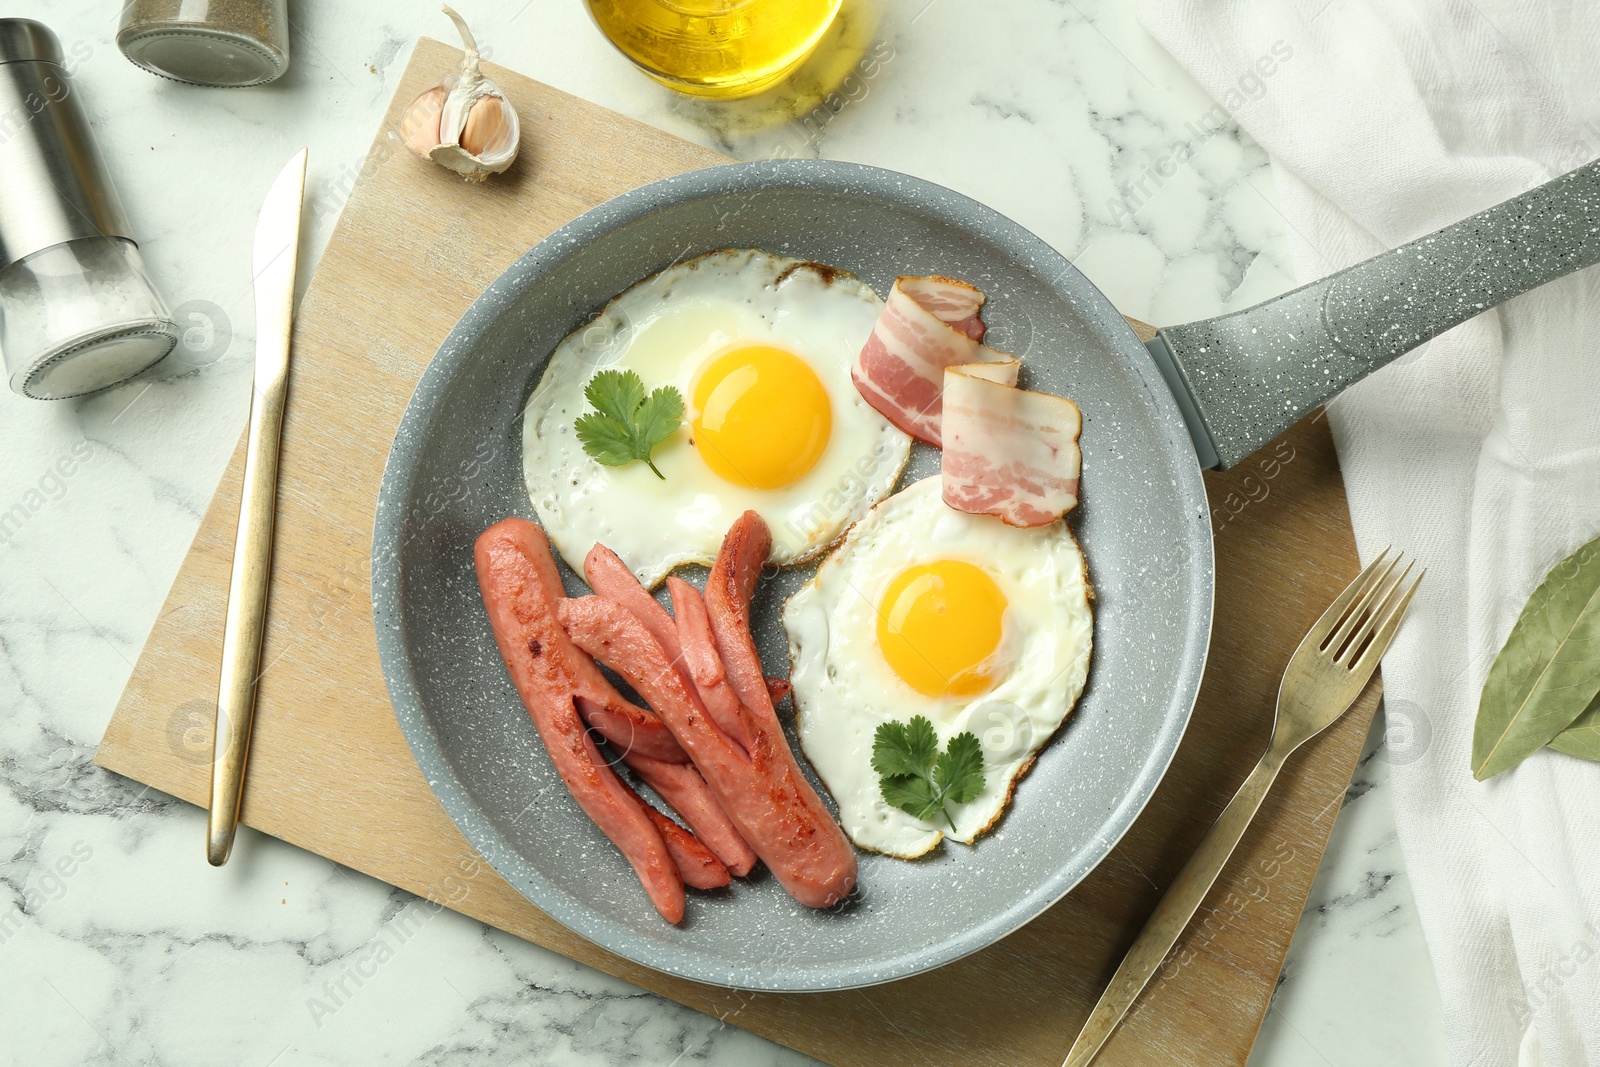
[371,158,1600,992]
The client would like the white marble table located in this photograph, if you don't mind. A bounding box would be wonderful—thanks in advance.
[0,0,1448,1062]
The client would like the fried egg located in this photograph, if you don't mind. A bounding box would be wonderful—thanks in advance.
[523,249,911,586]
[783,475,1093,858]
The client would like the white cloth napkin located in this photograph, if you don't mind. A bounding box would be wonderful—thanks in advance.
[1131,2,1600,1064]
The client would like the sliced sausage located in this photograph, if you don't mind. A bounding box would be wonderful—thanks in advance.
[502,532,686,765]
[559,594,857,910]
[474,518,684,923]
[639,804,730,889]
[585,541,784,747]
[583,544,687,670]
[666,576,754,752]
[620,751,759,878]
[703,511,786,735]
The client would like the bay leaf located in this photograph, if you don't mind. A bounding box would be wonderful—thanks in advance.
[1472,532,1600,780]
[1549,690,1600,762]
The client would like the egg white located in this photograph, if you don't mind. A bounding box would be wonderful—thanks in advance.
[783,475,1094,858]
[522,249,911,587]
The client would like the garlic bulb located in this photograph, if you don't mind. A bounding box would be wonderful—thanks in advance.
[400,6,520,182]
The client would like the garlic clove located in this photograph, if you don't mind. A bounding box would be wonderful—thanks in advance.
[459,93,518,159]
[430,88,519,180]
[400,84,447,160]
[401,6,521,182]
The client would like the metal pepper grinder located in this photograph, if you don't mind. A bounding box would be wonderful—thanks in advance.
[0,19,178,400]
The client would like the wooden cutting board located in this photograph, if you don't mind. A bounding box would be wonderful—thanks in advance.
[97,38,1379,1067]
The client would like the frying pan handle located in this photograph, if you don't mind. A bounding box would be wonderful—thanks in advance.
[1148,158,1600,470]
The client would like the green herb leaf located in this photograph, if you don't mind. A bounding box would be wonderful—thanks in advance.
[1472,531,1600,779]
[1549,690,1600,762]
[879,774,941,823]
[573,411,639,467]
[935,732,985,805]
[633,386,685,460]
[574,369,684,479]
[873,716,985,832]
[872,715,938,779]
[585,367,645,425]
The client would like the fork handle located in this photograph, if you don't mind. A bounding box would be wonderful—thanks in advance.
[1062,747,1288,1067]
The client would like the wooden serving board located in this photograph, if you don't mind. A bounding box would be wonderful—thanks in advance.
[97,38,1379,1067]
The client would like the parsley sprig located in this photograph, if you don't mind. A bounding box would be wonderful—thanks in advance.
[871,715,985,832]
[573,369,684,480]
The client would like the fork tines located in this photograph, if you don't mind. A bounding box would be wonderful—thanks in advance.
[1315,549,1424,670]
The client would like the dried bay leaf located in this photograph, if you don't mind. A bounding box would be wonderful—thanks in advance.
[1549,691,1600,762]
[1472,532,1600,780]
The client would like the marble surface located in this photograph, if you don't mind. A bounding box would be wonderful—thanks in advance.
[0,0,1446,1063]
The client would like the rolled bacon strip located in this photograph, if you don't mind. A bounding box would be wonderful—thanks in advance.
[559,591,858,910]
[941,366,1083,526]
[851,276,1017,447]
[474,519,685,924]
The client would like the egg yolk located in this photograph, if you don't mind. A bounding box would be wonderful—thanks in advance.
[691,344,832,489]
[877,560,1007,698]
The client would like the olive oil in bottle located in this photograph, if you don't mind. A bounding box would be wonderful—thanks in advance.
[587,0,842,98]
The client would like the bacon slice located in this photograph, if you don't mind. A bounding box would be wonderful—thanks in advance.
[941,366,1083,526]
[851,276,1017,447]
[559,592,858,910]
[473,519,685,924]
[854,273,1085,528]
[904,275,988,341]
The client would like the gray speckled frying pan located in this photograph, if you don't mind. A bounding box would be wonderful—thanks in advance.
[371,159,1600,992]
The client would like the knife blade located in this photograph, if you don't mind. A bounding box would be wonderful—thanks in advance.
[207,148,307,866]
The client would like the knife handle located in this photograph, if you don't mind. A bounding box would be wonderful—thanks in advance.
[207,372,289,866]
[1062,749,1286,1067]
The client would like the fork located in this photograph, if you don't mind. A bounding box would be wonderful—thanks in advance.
[1062,549,1422,1067]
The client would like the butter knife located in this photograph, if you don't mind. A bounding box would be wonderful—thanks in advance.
[207,148,308,866]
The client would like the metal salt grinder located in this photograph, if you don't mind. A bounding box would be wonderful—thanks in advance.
[0,19,178,399]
